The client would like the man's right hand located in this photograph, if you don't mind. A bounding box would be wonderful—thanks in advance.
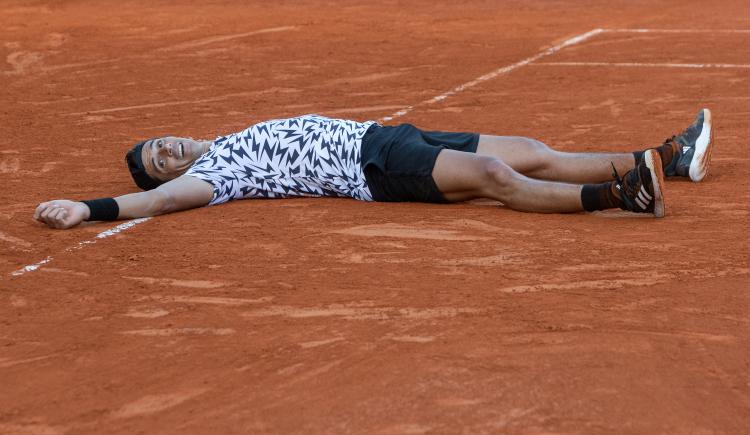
[34,200,89,229]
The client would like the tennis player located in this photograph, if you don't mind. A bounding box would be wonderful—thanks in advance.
[34,109,713,229]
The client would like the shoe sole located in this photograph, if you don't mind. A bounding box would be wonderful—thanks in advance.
[689,108,713,182]
[645,150,666,218]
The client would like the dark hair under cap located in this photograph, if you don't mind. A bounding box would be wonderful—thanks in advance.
[125,140,163,191]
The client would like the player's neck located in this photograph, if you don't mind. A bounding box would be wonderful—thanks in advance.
[199,140,213,154]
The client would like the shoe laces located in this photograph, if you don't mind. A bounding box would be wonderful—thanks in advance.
[611,162,643,211]
[611,162,624,188]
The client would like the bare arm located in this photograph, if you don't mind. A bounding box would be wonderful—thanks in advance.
[34,175,214,229]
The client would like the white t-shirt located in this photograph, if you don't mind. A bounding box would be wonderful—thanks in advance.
[185,114,377,205]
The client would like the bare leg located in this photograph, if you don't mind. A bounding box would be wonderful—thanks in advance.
[432,149,584,213]
[476,135,636,183]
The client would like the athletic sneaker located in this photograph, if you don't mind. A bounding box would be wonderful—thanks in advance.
[664,108,713,182]
[612,150,666,218]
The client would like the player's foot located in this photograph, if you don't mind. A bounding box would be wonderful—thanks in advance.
[612,150,666,218]
[663,108,713,182]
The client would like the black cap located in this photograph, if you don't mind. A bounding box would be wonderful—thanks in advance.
[125,140,163,191]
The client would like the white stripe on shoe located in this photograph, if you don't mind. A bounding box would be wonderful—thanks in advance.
[636,186,653,209]
[640,186,653,201]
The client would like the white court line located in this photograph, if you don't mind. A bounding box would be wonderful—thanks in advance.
[13,28,605,277]
[609,28,750,34]
[66,91,262,116]
[380,28,604,121]
[536,61,750,69]
[156,26,298,51]
[11,218,151,276]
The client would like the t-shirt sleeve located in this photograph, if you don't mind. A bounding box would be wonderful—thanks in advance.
[184,148,237,206]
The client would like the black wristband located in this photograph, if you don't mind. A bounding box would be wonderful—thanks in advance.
[82,198,119,221]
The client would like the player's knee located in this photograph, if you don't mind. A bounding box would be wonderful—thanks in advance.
[528,137,552,153]
[519,137,559,175]
[525,137,555,163]
[482,158,517,196]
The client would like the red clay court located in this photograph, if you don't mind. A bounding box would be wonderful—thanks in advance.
[2,0,749,433]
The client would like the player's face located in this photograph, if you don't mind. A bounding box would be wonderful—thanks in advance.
[141,136,207,181]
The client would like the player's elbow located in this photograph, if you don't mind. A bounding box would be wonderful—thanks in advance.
[149,189,176,216]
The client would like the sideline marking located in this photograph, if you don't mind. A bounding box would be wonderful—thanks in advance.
[609,28,750,34]
[535,61,750,69]
[156,26,298,51]
[380,28,604,121]
[11,218,151,276]
[66,91,262,116]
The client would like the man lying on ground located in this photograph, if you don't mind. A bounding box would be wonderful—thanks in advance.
[34,109,713,229]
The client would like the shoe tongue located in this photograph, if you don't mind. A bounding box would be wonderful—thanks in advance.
[668,138,681,159]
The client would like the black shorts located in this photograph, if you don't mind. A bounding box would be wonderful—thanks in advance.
[361,124,479,203]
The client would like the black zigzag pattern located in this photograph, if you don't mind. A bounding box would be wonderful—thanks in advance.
[185,114,376,205]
